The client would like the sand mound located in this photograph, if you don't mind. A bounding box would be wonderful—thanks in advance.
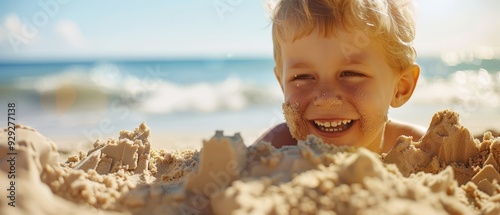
[1,110,500,214]
[383,110,500,190]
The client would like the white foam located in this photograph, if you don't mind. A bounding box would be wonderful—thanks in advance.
[139,77,282,113]
[13,64,284,114]
[411,69,500,108]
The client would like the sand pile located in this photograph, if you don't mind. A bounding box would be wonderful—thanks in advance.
[1,110,500,214]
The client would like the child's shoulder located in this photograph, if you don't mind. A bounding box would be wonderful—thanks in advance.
[253,123,297,148]
[383,119,426,152]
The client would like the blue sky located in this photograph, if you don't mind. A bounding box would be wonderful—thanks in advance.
[0,0,499,61]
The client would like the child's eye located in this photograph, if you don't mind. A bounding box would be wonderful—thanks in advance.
[291,74,315,81]
[339,71,365,77]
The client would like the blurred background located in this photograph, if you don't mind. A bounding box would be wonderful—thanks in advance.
[0,0,499,151]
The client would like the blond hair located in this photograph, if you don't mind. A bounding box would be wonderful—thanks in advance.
[270,0,416,73]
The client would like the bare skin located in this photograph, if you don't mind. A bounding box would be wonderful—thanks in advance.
[254,28,425,153]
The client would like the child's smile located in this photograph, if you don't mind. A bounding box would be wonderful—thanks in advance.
[313,119,354,132]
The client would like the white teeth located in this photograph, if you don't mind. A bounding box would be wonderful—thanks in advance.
[314,119,353,131]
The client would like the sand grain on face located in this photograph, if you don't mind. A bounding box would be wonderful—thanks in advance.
[282,101,308,141]
[1,110,500,215]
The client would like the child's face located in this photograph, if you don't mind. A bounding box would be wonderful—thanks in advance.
[276,29,401,148]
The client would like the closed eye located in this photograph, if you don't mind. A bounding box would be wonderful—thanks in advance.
[339,71,365,77]
[291,74,315,81]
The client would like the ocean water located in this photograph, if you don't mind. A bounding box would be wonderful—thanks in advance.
[1,57,499,148]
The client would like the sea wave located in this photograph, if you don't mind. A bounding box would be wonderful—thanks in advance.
[412,69,500,108]
[10,64,284,114]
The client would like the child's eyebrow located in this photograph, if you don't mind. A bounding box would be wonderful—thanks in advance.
[285,61,311,70]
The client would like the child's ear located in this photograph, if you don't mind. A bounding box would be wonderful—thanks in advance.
[274,66,285,92]
[391,64,420,108]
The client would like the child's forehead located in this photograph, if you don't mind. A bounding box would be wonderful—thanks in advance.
[280,24,371,45]
[284,51,369,69]
[280,31,395,73]
[281,27,380,58]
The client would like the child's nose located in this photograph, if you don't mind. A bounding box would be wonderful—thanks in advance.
[313,91,343,107]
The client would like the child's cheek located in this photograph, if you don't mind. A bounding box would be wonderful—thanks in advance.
[351,83,390,113]
[282,100,309,141]
[347,83,381,110]
[349,84,388,136]
[347,83,369,101]
[284,84,312,100]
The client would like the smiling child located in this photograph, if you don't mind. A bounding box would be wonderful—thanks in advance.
[256,0,426,153]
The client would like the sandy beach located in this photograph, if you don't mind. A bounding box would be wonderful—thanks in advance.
[1,109,500,214]
[1,0,500,213]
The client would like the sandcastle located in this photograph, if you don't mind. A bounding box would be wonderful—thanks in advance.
[1,110,500,214]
